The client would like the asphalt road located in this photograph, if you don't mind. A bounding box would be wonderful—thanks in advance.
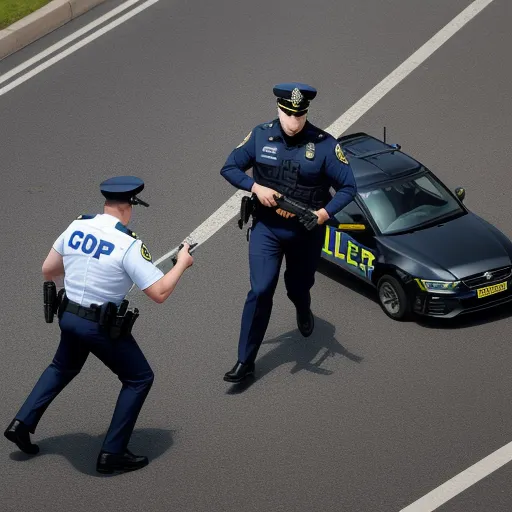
[1,0,512,510]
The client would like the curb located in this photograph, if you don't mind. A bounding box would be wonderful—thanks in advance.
[0,0,108,61]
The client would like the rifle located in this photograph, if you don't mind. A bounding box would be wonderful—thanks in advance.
[273,195,319,231]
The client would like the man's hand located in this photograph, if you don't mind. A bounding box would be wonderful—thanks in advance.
[251,183,279,207]
[176,243,194,269]
[313,208,330,225]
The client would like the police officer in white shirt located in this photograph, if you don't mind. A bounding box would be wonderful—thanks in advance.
[4,176,193,474]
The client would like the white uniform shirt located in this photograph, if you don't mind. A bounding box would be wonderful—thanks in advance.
[53,213,164,306]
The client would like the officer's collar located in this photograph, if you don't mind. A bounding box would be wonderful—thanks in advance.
[101,212,126,225]
[268,119,315,147]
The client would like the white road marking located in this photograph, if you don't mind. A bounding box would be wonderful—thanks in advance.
[2,0,507,502]
[152,0,496,274]
[0,0,162,97]
[399,441,512,511]
[0,0,143,86]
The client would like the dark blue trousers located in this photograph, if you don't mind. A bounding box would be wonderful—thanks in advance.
[237,216,324,364]
[15,311,154,454]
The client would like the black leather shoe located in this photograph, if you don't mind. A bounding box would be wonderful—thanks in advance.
[297,308,314,337]
[96,449,149,474]
[4,419,39,455]
[223,361,255,383]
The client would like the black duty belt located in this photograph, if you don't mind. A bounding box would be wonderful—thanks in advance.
[62,300,101,322]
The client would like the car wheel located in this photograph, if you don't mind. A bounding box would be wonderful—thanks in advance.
[377,274,410,320]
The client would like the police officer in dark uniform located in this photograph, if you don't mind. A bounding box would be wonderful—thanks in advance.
[4,176,194,473]
[220,83,357,383]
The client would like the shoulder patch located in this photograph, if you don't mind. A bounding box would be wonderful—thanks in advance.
[236,130,252,148]
[140,243,152,262]
[76,214,96,220]
[115,222,138,239]
[335,143,349,164]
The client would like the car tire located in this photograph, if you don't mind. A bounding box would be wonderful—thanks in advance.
[377,274,410,320]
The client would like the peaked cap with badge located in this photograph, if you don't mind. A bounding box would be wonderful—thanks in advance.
[273,82,317,116]
[100,176,149,207]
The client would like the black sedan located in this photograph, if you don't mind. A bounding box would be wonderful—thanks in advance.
[321,131,512,320]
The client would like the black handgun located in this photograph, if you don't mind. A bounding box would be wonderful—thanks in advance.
[273,195,319,231]
[171,242,198,266]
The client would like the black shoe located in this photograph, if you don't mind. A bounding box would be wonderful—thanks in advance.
[297,308,314,337]
[223,361,255,383]
[4,419,39,455]
[96,449,149,474]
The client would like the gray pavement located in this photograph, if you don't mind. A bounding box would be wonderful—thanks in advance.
[1,0,512,510]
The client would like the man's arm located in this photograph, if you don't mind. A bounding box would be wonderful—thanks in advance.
[220,129,257,191]
[317,141,357,221]
[123,240,193,304]
[220,127,280,207]
[143,251,192,303]
[42,248,65,281]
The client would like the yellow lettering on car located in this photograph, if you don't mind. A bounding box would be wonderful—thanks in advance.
[334,231,346,259]
[322,228,376,280]
[323,227,333,255]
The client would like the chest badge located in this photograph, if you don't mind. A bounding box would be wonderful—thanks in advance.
[305,142,315,160]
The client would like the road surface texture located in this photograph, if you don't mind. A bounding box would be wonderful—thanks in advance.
[1,0,511,510]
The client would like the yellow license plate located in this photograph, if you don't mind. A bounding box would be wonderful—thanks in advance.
[477,281,508,298]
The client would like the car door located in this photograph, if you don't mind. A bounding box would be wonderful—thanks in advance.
[322,200,379,283]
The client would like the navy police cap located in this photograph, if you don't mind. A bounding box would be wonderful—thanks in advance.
[273,82,317,115]
[100,176,149,207]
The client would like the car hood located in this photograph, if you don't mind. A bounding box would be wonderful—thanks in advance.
[378,212,512,280]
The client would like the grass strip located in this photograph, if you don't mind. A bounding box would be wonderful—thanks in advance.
[0,0,53,30]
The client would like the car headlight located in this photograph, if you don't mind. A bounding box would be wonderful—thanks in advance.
[415,278,461,293]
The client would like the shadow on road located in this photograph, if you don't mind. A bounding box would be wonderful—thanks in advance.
[8,427,175,477]
[226,316,363,394]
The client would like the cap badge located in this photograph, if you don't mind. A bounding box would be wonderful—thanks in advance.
[291,87,303,107]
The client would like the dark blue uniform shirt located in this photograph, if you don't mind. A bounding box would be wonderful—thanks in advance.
[220,119,357,218]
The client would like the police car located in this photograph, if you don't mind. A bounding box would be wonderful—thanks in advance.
[321,131,512,320]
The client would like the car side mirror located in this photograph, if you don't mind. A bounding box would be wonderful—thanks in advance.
[455,187,466,202]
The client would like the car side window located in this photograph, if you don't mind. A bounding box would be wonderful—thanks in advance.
[334,201,367,224]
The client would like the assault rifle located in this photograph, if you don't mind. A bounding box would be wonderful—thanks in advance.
[273,195,319,231]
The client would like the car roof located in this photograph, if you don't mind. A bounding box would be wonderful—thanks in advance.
[338,132,424,189]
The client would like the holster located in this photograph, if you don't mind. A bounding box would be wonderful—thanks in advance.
[44,281,65,323]
[238,195,257,229]
[98,300,140,340]
[238,194,258,241]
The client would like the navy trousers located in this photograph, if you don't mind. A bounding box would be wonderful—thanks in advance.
[237,216,325,364]
[15,311,154,454]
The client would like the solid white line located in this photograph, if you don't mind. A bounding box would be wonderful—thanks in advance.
[0,0,143,86]
[400,441,512,511]
[152,0,495,272]
[324,0,495,135]
[0,0,161,97]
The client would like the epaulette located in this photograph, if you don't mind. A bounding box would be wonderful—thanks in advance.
[315,129,329,141]
[115,222,138,239]
[76,214,96,220]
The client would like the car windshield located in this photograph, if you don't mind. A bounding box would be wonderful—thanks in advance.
[359,173,464,234]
